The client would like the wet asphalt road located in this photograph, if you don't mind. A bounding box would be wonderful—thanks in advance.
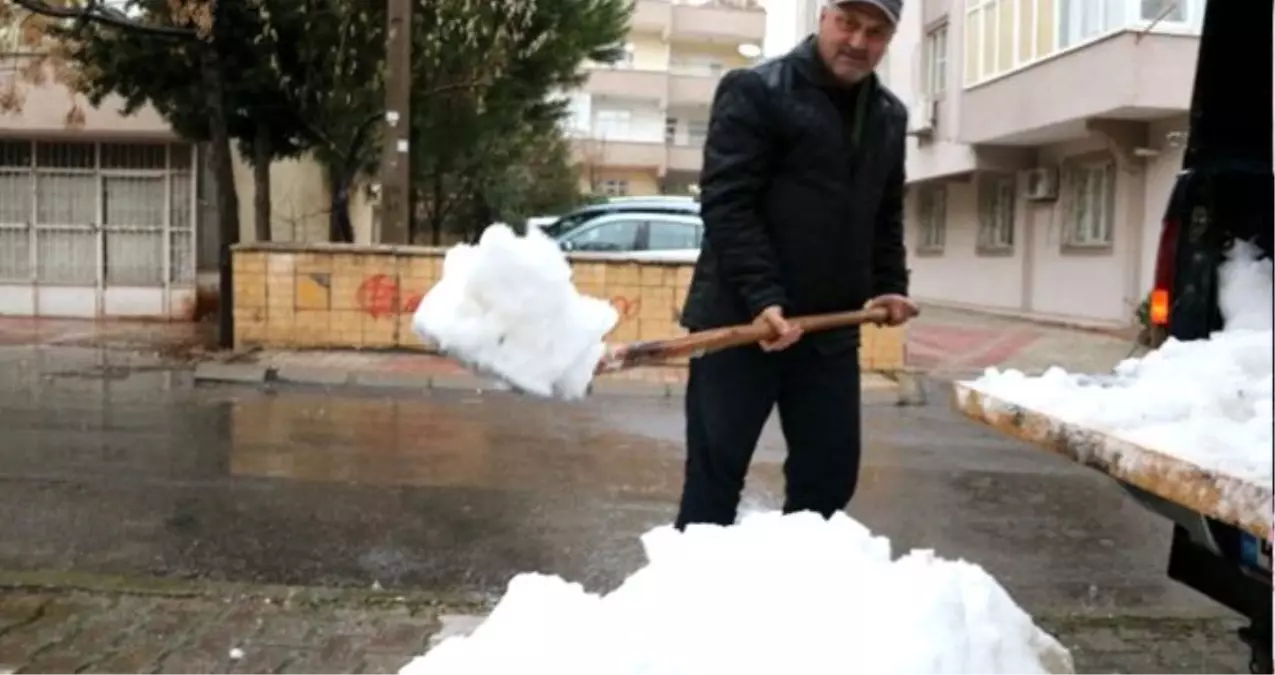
[0,346,1227,620]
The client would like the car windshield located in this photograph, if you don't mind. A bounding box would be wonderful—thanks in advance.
[540,211,599,238]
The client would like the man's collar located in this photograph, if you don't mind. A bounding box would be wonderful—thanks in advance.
[789,34,879,93]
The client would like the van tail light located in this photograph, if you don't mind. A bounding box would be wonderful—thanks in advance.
[1150,218,1181,327]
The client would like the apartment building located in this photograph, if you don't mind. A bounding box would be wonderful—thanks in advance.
[0,27,347,320]
[803,0,1208,327]
[566,0,767,197]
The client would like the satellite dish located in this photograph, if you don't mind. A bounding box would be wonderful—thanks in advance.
[738,43,763,59]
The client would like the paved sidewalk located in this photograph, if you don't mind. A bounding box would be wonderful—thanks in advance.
[0,572,484,675]
[0,317,215,358]
[907,305,1145,379]
[0,572,1250,675]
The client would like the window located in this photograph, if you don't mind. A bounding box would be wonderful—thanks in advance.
[664,117,678,144]
[1064,160,1116,247]
[964,0,1016,84]
[1140,0,1187,22]
[594,178,629,197]
[0,21,19,52]
[978,174,1015,250]
[917,185,947,252]
[561,218,641,252]
[925,25,948,97]
[646,219,702,250]
[593,109,631,139]
[1058,0,1125,49]
[686,119,709,146]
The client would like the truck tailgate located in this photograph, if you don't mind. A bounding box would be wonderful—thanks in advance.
[952,381,1272,541]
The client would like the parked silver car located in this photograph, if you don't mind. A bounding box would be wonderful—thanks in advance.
[555,212,702,260]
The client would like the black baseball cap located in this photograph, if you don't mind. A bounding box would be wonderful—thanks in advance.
[827,0,902,25]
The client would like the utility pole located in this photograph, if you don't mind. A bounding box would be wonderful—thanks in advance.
[379,0,412,244]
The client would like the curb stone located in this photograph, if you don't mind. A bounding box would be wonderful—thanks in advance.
[192,362,268,384]
[273,365,352,386]
[351,371,436,389]
[196,363,914,404]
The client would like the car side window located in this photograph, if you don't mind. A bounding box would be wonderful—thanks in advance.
[562,218,641,251]
[646,219,701,250]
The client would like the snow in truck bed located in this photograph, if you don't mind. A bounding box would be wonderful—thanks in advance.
[967,239,1273,493]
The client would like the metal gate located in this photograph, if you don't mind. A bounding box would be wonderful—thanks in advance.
[0,139,198,319]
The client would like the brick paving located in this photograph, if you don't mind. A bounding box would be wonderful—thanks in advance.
[0,582,1253,674]
[0,579,474,675]
[906,305,1144,378]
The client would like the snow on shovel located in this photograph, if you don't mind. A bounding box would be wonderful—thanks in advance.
[411,223,892,400]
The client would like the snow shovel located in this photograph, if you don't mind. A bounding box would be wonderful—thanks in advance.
[595,306,893,374]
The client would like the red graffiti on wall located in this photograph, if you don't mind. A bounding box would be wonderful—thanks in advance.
[611,296,641,321]
[356,274,424,318]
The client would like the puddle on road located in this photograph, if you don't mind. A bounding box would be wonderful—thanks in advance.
[227,390,692,499]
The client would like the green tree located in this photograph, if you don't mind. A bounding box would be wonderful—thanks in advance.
[408,0,631,244]
[52,0,386,243]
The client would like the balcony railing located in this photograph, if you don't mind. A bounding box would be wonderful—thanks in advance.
[961,0,1205,89]
[582,64,723,107]
[629,0,765,42]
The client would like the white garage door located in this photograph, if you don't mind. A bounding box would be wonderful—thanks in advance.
[0,139,198,319]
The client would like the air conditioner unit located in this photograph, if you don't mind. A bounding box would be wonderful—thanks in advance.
[1022,166,1059,201]
[906,96,936,137]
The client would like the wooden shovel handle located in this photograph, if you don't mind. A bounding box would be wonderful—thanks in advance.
[597,307,891,373]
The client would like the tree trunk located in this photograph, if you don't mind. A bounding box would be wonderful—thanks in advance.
[429,173,443,246]
[328,169,354,243]
[252,123,272,242]
[202,44,241,350]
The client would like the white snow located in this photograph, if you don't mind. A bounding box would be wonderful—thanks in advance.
[970,239,1273,489]
[399,511,1073,675]
[411,224,619,399]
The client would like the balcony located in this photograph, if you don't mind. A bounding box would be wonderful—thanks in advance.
[959,31,1199,145]
[667,144,703,172]
[671,2,765,43]
[668,73,718,106]
[630,0,765,44]
[0,54,174,138]
[632,0,673,33]
[572,139,668,170]
[584,68,668,102]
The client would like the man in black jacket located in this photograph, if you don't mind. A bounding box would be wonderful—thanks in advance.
[675,0,918,530]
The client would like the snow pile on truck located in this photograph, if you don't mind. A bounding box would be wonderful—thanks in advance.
[399,511,1074,675]
[968,240,1272,492]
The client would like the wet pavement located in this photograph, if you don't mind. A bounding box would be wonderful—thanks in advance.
[0,343,1254,673]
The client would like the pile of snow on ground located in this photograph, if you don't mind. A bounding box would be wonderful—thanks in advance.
[411,224,619,399]
[971,239,1273,487]
[399,511,1074,675]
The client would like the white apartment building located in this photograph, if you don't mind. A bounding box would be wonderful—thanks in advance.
[802,0,1210,327]
[566,0,767,197]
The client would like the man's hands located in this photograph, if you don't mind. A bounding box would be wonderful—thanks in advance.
[753,296,916,352]
[756,305,803,352]
[864,293,920,327]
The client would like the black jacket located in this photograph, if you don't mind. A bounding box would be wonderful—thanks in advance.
[680,36,910,346]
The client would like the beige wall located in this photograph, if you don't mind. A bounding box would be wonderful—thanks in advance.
[908,124,1187,327]
[0,57,174,139]
[578,168,662,196]
[231,242,908,372]
[629,33,671,69]
[230,148,377,246]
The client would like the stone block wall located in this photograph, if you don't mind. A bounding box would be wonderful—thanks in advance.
[231,243,906,371]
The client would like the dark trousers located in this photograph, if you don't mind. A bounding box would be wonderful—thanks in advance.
[674,338,863,530]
